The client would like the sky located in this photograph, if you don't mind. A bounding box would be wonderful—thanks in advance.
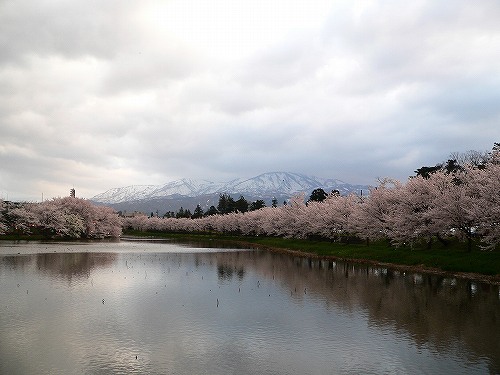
[1,0,499,202]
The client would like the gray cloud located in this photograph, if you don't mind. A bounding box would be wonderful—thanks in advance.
[0,1,134,64]
[1,0,499,201]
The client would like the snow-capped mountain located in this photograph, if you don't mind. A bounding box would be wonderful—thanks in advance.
[91,185,159,204]
[92,172,368,204]
[229,172,349,197]
[91,172,370,214]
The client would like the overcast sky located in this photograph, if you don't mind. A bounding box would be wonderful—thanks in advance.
[1,0,499,201]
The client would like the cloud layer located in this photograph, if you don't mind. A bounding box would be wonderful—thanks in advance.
[1,0,499,201]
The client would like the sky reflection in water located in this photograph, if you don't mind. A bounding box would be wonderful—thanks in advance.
[0,240,498,374]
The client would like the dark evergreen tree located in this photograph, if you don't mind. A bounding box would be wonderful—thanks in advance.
[308,188,328,202]
[204,205,218,216]
[271,197,278,208]
[444,159,462,174]
[217,193,235,214]
[192,204,204,219]
[176,207,191,218]
[249,200,266,211]
[163,211,175,218]
[175,207,185,218]
[234,195,249,213]
[414,164,442,179]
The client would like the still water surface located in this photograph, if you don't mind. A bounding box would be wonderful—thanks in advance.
[0,239,499,374]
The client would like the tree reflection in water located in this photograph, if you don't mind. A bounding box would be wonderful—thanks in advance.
[0,241,498,374]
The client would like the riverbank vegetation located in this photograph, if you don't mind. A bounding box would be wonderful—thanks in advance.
[1,146,499,277]
[120,147,500,277]
[0,197,121,239]
[123,150,499,252]
[123,229,500,277]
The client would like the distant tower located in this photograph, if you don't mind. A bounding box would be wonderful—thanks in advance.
[70,188,75,198]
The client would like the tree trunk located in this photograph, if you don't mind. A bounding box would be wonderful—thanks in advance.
[426,237,433,249]
[467,228,473,252]
[436,233,449,246]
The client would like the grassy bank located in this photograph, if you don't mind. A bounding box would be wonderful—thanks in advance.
[123,230,500,279]
[3,230,498,280]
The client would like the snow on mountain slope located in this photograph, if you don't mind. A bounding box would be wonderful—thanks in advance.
[229,172,347,196]
[91,185,158,204]
[148,179,222,198]
[91,172,369,204]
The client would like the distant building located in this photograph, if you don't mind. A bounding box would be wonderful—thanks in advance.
[70,188,75,198]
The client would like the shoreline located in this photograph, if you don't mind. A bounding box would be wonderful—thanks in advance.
[215,239,500,285]
[2,234,499,285]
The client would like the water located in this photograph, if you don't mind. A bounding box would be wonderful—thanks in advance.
[0,239,499,374]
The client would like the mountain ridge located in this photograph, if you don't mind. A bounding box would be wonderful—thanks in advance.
[91,172,371,214]
[92,172,368,203]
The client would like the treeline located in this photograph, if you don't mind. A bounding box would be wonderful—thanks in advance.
[124,146,500,251]
[156,194,270,219]
[0,197,122,239]
[2,145,498,249]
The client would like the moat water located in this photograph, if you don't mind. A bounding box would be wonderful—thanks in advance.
[0,239,499,374]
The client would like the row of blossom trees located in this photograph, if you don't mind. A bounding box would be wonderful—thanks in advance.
[0,197,122,239]
[2,150,497,248]
[124,155,499,251]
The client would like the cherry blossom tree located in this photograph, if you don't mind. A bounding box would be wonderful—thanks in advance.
[467,159,500,250]
[310,193,360,241]
[352,179,401,243]
[426,168,482,251]
[0,200,7,234]
[87,205,122,238]
[0,197,122,239]
[5,204,40,235]
[46,197,122,238]
[384,176,443,248]
[121,158,499,251]
[30,201,73,237]
[272,194,309,238]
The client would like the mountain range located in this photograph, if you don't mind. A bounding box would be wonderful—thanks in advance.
[91,172,371,215]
